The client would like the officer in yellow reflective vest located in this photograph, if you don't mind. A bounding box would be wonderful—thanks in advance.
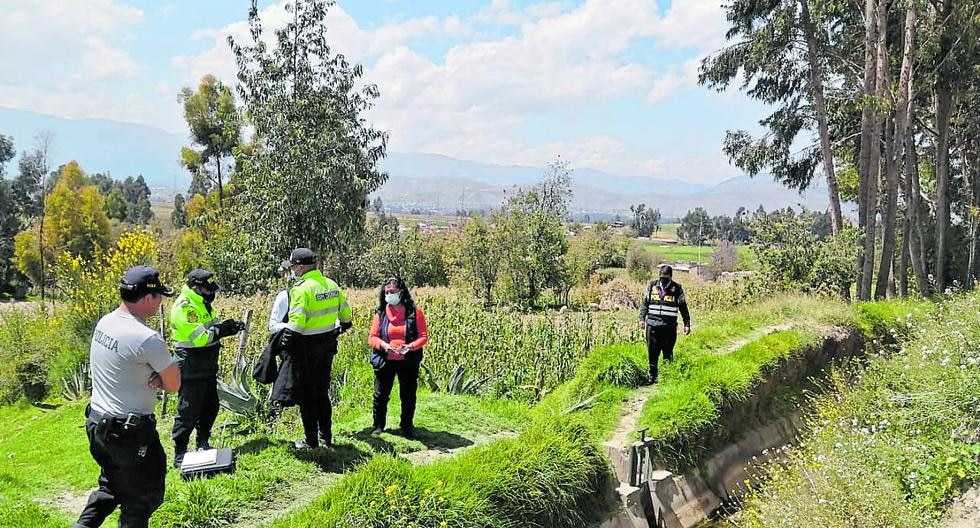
[169,269,243,467]
[276,248,352,449]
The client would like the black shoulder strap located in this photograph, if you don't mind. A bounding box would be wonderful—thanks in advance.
[406,305,418,343]
[281,290,290,323]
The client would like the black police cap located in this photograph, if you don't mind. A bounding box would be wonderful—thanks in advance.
[289,248,317,265]
[186,268,220,290]
[120,266,174,297]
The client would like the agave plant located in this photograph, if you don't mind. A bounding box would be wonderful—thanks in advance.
[445,364,490,395]
[61,362,90,401]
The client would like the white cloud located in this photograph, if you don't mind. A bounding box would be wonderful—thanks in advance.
[171,1,748,181]
[158,3,176,17]
[650,1,728,51]
[174,2,471,87]
[0,0,160,125]
[475,0,571,26]
[79,36,140,80]
[645,55,702,104]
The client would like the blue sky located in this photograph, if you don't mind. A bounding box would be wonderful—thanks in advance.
[0,0,774,184]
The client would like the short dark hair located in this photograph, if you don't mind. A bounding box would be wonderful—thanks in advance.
[120,288,156,304]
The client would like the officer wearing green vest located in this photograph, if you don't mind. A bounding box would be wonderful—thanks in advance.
[169,269,244,467]
[275,248,352,449]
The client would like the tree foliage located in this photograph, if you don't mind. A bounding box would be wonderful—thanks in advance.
[179,74,242,207]
[629,203,661,237]
[171,194,188,228]
[0,136,23,296]
[223,0,388,291]
[89,174,153,225]
[11,161,111,290]
[750,209,859,297]
[677,207,713,245]
[450,215,502,307]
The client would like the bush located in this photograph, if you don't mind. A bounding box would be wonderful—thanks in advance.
[0,308,87,403]
[626,244,654,281]
[56,228,158,333]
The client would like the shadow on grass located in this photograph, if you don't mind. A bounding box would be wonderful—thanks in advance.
[412,427,474,451]
[32,402,60,410]
[235,437,277,455]
[234,436,371,473]
[293,442,372,473]
[351,427,397,454]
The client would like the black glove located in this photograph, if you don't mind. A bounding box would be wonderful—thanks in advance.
[280,329,298,350]
[338,321,353,335]
[216,319,244,339]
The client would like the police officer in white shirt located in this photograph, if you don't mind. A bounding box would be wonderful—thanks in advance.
[73,266,181,528]
[268,259,292,334]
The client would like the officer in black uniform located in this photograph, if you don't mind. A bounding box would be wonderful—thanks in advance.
[169,269,243,467]
[638,265,691,384]
[73,266,180,528]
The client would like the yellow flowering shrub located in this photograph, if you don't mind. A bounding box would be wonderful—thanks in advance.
[56,229,158,328]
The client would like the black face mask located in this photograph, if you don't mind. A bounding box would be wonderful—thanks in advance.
[659,277,671,286]
[202,290,217,304]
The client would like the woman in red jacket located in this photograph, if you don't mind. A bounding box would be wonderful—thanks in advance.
[367,276,429,438]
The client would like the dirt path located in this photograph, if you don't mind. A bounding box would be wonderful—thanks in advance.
[946,486,980,528]
[609,385,656,449]
[0,301,40,312]
[37,490,91,517]
[231,472,339,528]
[711,322,798,355]
[607,322,811,450]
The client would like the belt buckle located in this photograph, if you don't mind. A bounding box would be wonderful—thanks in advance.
[122,414,141,429]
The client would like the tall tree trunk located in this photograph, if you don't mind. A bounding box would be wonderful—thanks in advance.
[216,158,224,208]
[934,0,954,292]
[800,0,843,234]
[38,202,45,301]
[906,132,931,296]
[876,0,917,298]
[966,147,980,288]
[856,0,880,300]
[899,219,910,296]
[876,117,898,299]
[860,0,886,300]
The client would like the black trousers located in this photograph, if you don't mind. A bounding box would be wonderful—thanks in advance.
[73,414,166,528]
[298,334,336,447]
[372,358,421,430]
[645,323,677,381]
[171,376,219,452]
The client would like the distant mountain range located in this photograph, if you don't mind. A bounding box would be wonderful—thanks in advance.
[0,106,832,216]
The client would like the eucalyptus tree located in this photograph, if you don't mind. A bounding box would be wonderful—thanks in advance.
[700,0,852,235]
[226,0,388,289]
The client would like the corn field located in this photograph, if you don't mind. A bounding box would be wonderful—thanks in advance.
[213,287,638,401]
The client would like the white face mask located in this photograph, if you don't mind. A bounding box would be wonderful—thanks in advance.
[385,292,401,305]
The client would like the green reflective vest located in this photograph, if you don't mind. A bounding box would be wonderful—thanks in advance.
[170,285,218,349]
[287,270,352,335]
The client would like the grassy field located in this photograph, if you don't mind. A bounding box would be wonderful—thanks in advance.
[725,296,980,527]
[643,242,757,268]
[0,284,949,528]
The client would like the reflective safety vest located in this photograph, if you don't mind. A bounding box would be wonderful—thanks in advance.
[170,285,222,378]
[287,270,352,336]
[641,279,689,327]
[170,285,218,348]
